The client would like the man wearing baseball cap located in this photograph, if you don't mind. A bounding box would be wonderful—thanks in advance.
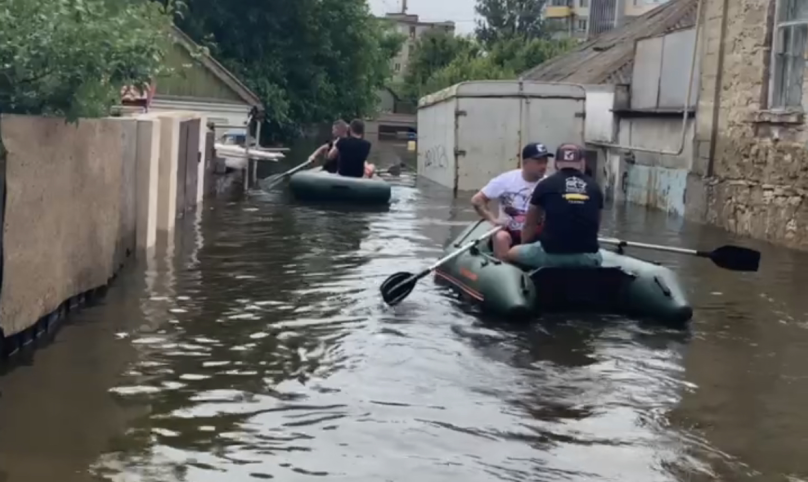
[471,142,551,260]
[506,143,604,268]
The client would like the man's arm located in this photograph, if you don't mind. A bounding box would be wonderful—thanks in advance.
[521,204,543,244]
[471,175,504,225]
[308,143,330,162]
[471,191,499,225]
[327,139,340,161]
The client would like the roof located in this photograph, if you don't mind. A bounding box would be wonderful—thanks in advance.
[170,26,263,109]
[520,0,698,85]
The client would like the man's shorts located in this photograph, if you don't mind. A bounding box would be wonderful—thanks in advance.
[509,241,603,269]
[505,228,522,245]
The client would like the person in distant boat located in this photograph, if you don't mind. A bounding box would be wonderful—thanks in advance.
[308,119,349,173]
[327,119,374,178]
[507,143,604,268]
[471,142,552,260]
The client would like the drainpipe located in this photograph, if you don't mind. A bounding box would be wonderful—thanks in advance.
[587,0,705,158]
[707,0,729,178]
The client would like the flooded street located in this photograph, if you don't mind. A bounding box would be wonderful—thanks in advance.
[1,140,808,482]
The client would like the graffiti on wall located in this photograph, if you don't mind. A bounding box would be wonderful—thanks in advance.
[424,144,448,170]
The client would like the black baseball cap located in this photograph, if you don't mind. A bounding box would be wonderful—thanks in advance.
[521,142,553,160]
[555,143,585,163]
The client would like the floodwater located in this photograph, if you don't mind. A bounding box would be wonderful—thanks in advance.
[1,140,808,482]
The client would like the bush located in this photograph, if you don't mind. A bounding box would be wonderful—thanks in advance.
[0,0,174,120]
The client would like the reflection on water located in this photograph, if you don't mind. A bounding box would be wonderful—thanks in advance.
[0,140,807,482]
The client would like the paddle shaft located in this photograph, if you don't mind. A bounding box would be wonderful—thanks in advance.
[265,159,312,189]
[599,237,702,256]
[408,226,502,283]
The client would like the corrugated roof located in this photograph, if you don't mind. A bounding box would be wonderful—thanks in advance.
[520,0,699,85]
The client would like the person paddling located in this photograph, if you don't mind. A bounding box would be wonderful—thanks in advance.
[507,143,604,268]
[308,119,348,173]
[327,119,374,178]
[471,142,551,260]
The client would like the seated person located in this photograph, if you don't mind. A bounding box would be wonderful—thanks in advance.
[327,119,372,178]
[507,143,604,268]
[308,119,349,173]
[470,142,552,259]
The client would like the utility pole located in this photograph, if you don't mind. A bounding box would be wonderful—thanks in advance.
[401,0,407,14]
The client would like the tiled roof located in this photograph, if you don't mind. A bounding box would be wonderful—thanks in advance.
[520,0,699,85]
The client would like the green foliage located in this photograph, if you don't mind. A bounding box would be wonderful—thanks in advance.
[402,33,575,104]
[0,0,175,120]
[177,0,404,140]
[475,0,549,47]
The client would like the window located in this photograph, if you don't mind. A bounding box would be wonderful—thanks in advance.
[409,26,416,39]
[771,0,808,109]
[578,18,588,31]
[394,63,401,72]
[579,0,588,7]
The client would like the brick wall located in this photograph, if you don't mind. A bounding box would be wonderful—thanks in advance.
[697,0,808,248]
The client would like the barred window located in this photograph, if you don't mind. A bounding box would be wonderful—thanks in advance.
[771,0,808,109]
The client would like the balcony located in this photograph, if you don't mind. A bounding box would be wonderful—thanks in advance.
[545,6,573,18]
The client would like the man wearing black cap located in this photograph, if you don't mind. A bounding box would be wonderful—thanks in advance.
[507,143,603,268]
[471,142,552,259]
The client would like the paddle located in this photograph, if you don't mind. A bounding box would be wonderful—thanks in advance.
[598,237,761,272]
[380,226,503,306]
[264,159,313,190]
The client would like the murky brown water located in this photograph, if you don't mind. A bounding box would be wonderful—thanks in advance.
[1,140,807,482]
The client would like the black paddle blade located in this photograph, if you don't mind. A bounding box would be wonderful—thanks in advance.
[380,272,416,306]
[706,245,761,272]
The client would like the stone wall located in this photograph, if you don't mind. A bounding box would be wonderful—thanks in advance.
[697,0,808,248]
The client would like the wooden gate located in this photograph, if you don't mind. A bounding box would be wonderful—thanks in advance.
[175,118,200,218]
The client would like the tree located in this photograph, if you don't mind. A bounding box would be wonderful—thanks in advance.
[488,37,577,74]
[475,0,548,47]
[401,30,479,103]
[0,0,174,120]
[177,0,404,141]
[421,54,513,96]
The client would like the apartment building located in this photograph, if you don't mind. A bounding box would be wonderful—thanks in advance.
[545,0,670,40]
[381,12,456,80]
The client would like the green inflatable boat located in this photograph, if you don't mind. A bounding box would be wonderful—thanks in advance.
[434,221,693,326]
[288,170,391,205]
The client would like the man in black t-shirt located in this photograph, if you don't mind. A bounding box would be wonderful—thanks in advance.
[327,118,371,178]
[507,143,604,268]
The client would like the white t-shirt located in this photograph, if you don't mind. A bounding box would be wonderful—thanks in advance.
[480,169,545,231]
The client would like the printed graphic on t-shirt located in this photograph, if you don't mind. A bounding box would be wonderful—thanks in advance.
[500,187,534,230]
[481,170,544,231]
[562,175,590,203]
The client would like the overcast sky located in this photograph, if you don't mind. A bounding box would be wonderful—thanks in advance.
[368,0,478,34]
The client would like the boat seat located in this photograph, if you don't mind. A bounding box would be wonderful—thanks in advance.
[527,266,636,313]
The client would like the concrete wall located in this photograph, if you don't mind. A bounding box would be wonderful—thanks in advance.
[696,0,808,248]
[0,110,206,341]
[0,115,122,337]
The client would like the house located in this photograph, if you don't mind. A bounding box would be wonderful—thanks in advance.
[523,0,808,250]
[121,25,263,139]
[544,0,672,40]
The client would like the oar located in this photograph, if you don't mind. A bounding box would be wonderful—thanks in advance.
[598,237,761,272]
[264,159,313,190]
[380,226,502,306]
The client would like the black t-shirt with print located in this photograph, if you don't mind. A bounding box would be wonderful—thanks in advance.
[529,168,603,254]
[335,137,371,178]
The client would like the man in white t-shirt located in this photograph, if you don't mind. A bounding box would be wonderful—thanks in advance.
[471,142,552,260]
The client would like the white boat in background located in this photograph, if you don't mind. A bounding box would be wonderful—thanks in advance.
[214,130,285,170]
